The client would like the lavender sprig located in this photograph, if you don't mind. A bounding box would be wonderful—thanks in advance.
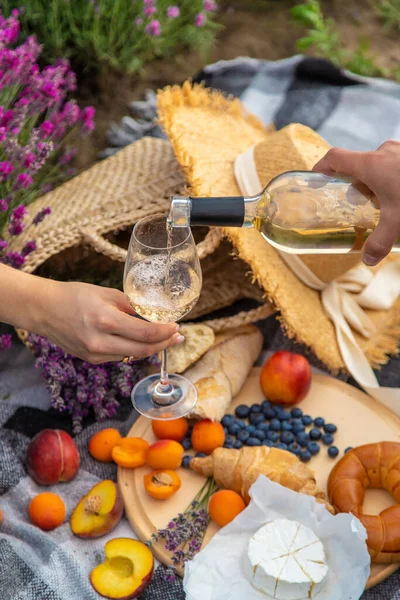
[148,477,218,581]
[27,332,159,432]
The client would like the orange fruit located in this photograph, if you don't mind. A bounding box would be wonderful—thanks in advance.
[209,490,246,527]
[88,428,122,462]
[28,492,66,531]
[191,420,225,454]
[152,417,188,442]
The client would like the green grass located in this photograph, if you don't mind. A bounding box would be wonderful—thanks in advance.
[376,0,400,31]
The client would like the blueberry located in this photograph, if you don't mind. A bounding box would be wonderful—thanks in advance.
[249,413,265,426]
[182,455,192,468]
[291,407,303,418]
[296,432,310,447]
[277,410,291,421]
[266,431,279,442]
[328,446,339,458]
[322,433,334,446]
[195,452,207,458]
[257,422,270,432]
[262,400,271,410]
[307,442,320,456]
[309,428,322,441]
[291,418,303,425]
[323,423,337,434]
[247,425,257,436]
[281,421,292,431]
[262,407,276,420]
[221,414,235,427]
[288,443,300,455]
[302,415,313,426]
[314,417,325,428]
[224,442,233,449]
[250,404,262,413]
[299,450,312,463]
[269,419,281,431]
[235,404,250,419]
[229,423,241,436]
[236,419,246,429]
[263,439,273,447]
[274,442,288,450]
[280,431,295,445]
[224,435,234,446]
[187,425,193,437]
[292,423,305,434]
[237,430,250,443]
[181,438,192,451]
[246,437,262,447]
[233,440,243,450]
[254,430,266,441]
[344,446,353,454]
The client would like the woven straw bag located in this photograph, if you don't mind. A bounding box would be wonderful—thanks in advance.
[9,136,272,347]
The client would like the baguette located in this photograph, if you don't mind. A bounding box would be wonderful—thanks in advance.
[185,325,263,421]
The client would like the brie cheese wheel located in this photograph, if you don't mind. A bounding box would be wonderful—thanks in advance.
[246,519,328,599]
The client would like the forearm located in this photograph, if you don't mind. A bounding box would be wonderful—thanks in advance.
[0,263,56,333]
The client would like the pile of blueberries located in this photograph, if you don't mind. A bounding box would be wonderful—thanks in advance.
[180,401,352,468]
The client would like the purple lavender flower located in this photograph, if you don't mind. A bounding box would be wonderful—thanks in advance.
[0,161,14,181]
[145,19,161,36]
[15,172,33,189]
[135,17,143,26]
[8,220,24,236]
[81,106,96,133]
[4,250,25,268]
[203,0,217,11]
[0,198,8,211]
[32,206,51,225]
[40,121,55,138]
[0,334,12,350]
[12,205,27,220]
[194,13,206,27]
[167,6,180,18]
[0,239,8,250]
[21,240,37,256]
[144,6,157,16]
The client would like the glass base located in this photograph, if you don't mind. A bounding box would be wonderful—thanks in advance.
[131,373,198,420]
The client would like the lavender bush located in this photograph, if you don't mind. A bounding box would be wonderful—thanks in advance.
[0,9,95,265]
[2,1,220,74]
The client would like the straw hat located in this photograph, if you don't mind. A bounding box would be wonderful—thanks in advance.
[157,82,400,373]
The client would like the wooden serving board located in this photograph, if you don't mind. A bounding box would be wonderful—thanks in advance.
[118,369,400,591]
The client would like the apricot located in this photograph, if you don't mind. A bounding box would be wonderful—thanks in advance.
[151,417,188,442]
[70,480,123,539]
[191,420,225,455]
[260,351,311,405]
[208,490,246,528]
[144,470,181,500]
[90,538,153,599]
[146,440,183,470]
[27,429,80,485]
[89,428,122,462]
[112,438,149,469]
[0,509,3,525]
[28,492,66,531]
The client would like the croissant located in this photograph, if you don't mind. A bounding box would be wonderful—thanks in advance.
[190,446,334,514]
[328,442,400,563]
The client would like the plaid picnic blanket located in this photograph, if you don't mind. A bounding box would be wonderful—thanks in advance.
[2,55,400,600]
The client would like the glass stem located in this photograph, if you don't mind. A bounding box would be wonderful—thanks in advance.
[160,349,169,387]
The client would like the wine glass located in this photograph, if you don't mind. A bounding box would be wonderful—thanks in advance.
[123,213,202,419]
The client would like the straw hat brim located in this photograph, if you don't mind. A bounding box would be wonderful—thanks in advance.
[157,82,400,372]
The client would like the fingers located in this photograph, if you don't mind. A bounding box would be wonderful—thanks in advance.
[97,308,179,343]
[362,207,400,266]
[312,148,370,182]
[83,331,184,364]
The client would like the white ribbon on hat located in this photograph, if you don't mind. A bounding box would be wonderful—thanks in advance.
[235,146,400,415]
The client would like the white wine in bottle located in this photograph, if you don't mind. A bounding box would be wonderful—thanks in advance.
[168,171,400,255]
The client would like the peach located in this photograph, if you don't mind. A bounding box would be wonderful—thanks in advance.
[260,351,311,405]
[191,420,225,455]
[70,480,123,539]
[26,429,80,485]
[146,440,183,470]
[90,538,154,599]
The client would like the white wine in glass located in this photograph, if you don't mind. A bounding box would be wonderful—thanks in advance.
[123,214,202,419]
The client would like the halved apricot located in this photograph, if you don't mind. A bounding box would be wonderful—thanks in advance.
[112,438,149,469]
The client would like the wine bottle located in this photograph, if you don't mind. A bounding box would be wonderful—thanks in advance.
[168,170,400,255]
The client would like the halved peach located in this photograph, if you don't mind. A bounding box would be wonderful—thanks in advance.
[70,480,123,539]
[90,538,154,599]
